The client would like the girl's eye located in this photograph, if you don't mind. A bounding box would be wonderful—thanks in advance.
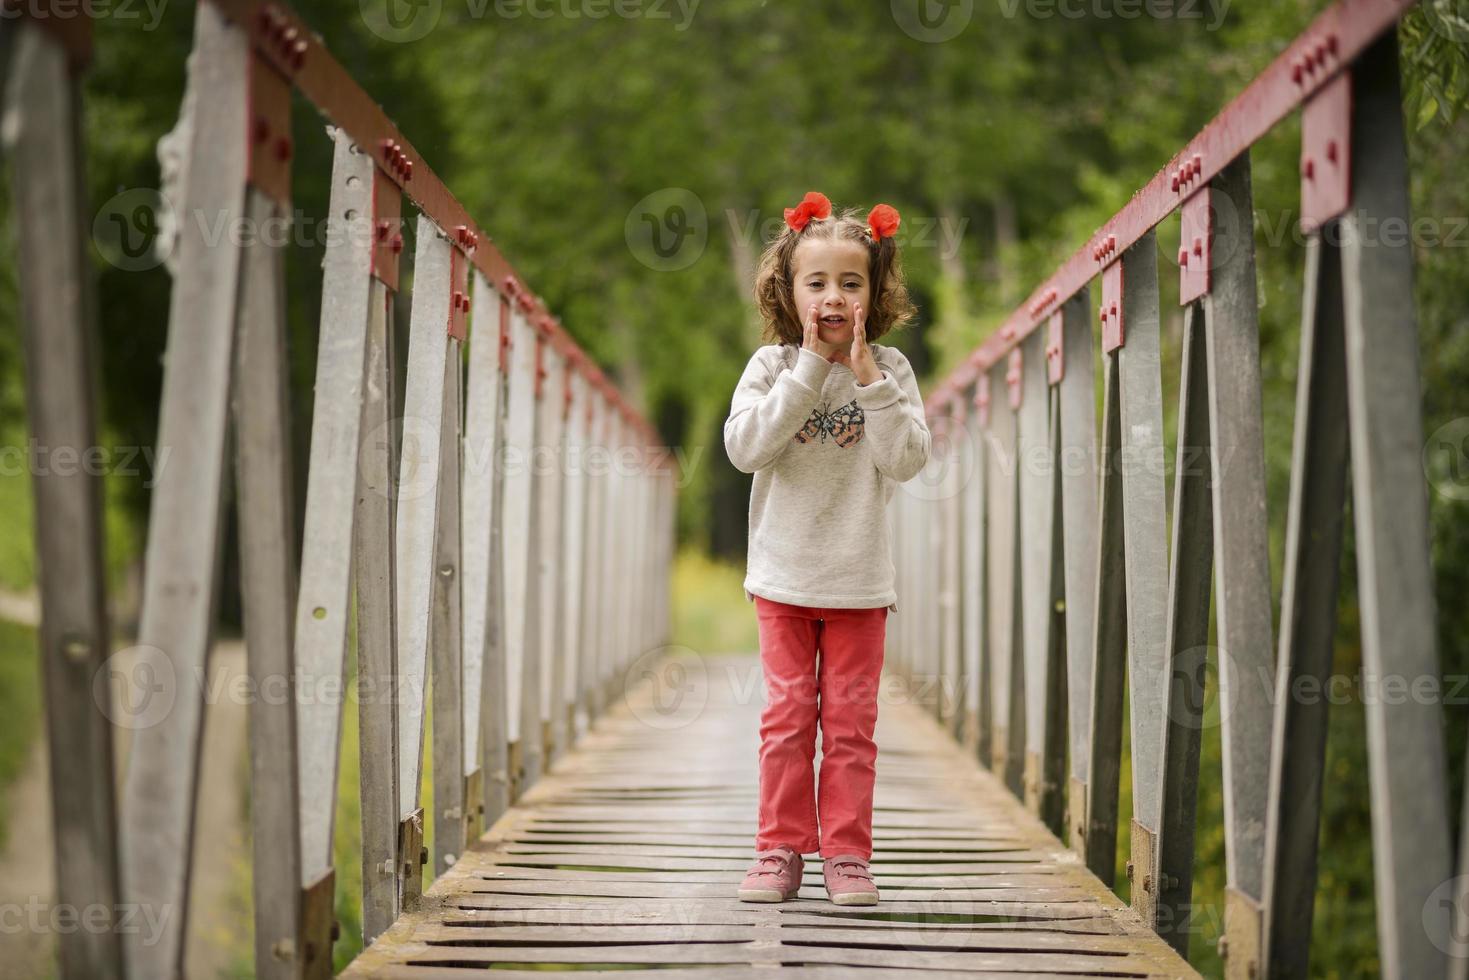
[844,281,860,289]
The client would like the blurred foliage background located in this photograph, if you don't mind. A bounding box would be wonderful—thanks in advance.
[0,0,1467,976]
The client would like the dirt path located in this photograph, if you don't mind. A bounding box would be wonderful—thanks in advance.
[0,734,57,978]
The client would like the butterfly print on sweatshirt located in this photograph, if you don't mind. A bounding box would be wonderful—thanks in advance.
[794,398,865,448]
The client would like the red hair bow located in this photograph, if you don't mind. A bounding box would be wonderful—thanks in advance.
[868,203,901,241]
[784,191,832,233]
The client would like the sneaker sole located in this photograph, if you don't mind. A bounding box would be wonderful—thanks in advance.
[828,891,879,906]
[737,887,800,903]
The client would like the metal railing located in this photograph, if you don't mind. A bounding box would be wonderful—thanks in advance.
[893,1,1458,976]
[1,2,676,977]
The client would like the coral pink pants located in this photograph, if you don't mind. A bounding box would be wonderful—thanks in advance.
[753,596,888,860]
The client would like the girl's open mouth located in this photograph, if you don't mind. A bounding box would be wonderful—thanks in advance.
[821,316,847,326]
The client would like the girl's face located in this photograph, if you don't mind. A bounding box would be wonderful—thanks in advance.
[791,238,872,347]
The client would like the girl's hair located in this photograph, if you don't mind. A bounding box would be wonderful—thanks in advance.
[753,204,917,346]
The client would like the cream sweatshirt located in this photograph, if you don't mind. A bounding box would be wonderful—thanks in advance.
[723,343,931,611]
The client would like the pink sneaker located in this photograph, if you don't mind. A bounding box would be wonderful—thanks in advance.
[738,846,804,902]
[822,854,878,905]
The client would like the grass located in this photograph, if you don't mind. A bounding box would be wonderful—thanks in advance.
[0,618,42,848]
[0,426,36,591]
[670,547,758,655]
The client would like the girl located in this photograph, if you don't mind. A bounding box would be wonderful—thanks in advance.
[723,191,931,906]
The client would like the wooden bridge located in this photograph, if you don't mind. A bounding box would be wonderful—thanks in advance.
[2,0,1463,977]
[341,651,1195,978]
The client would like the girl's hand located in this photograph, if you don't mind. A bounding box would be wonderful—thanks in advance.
[800,304,843,361]
[836,303,883,386]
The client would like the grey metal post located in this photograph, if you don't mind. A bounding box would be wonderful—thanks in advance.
[1082,351,1126,884]
[560,371,590,744]
[501,305,537,795]
[3,23,122,980]
[1116,230,1169,901]
[231,183,308,978]
[394,214,453,905]
[1018,328,1062,828]
[462,272,510,832]
[1154,301,1213,950]
[939,412,964,731]
[959,389,988,759]
[119,4,248,973]
[985,363,1023,792]
[354,269,400,943]
[1200,154,1277,973]
[430,342,465,876]
[517,327,552,788]
[1260,232,1348,978]
[577,397,606,723]
[1057,289,1098,853]
[537,348,567,765]
[1339,34,1450,979]
[293,128,380,955]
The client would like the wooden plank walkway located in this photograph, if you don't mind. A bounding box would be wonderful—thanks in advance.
[343,652,1200,978]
